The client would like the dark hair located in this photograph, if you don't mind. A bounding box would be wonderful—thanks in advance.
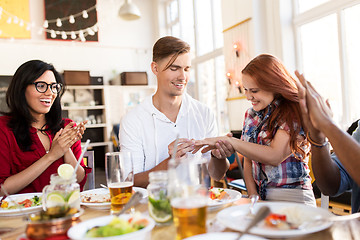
[4,60,65,151]
[152,36,190,70]
[242,54,308,158]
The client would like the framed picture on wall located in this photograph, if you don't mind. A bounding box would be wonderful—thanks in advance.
[44,0,98,41]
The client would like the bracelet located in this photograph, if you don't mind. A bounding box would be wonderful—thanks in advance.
[306,132,329,148]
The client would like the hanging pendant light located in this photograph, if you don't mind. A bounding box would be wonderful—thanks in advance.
[118,0,141,21]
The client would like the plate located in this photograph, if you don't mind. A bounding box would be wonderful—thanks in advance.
[0,192,42,217]
[67,214,155,240]
[80,187,148,209]
[184,232,266,240]
[217,202,334,238]
[207,188,242,211]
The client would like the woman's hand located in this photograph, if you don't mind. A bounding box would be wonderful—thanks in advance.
[48,122,80,160]
[193,135,232,154]
[168,138,195,159]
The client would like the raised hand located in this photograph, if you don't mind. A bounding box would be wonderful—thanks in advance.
[168,138,195,159]
[48,122,82,160]
[295,71,332,140]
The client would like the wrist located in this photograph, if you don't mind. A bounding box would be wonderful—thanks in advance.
[307,132,329,148]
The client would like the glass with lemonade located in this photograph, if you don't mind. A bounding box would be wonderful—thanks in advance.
[168,153,210,240]
[105,151,134,214]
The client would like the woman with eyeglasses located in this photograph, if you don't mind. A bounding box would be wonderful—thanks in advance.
[0,60,90,195]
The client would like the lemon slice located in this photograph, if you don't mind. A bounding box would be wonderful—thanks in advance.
[57,163,74,180]
[148,202,172,223]
[67,190,80,206]
[46,193,65,208]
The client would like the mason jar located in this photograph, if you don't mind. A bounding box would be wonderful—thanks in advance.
[147,170,172,224]
[42,173,80,216]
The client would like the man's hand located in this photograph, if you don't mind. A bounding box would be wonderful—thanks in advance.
[168,138,195,159]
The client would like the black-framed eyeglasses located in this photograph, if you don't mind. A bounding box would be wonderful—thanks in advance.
[31,81,62,94]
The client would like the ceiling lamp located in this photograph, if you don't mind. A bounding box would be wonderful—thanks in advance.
[118,0,141,20]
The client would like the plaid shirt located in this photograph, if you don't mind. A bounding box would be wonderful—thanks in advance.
[241,101,312,198]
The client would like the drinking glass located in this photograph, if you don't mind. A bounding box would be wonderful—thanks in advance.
[105,151,134,214]
[168,153,210,240]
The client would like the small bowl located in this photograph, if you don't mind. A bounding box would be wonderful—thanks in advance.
[25,208,84,240]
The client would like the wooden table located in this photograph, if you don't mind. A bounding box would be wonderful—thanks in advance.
[1,198,359,240]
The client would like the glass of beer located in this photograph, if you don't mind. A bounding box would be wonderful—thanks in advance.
[168,153,209,240]
[105,151,134,214]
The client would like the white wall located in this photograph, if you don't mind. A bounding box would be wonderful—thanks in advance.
[0,0,157,85]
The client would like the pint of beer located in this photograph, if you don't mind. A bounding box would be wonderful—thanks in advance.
[171,197,207,240]
[105,152,134,214]
[108,181,133,213]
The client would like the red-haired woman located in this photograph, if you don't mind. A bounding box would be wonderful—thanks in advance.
[195,54,315,206]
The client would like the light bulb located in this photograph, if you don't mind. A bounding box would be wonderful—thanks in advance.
[233,44,238,49]
[71,31,76,39]
[226,72,231,77]
[82,10,88,18]
[43,20,49,28]
[79,30,84,38]
[6,17,11,24]
[13,16,19,24]
[19,20,24,27]
[61,31,67,39]
[69,15,75,24]
[50,30,56,38]
[87,28,95,36]
[26,24,31,31]
[56,18,62,27]
[235,81,240,86]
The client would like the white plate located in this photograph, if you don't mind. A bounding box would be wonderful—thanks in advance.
[0,192,42,217]
[184,232,266,240]
[67,214,155,240]
[217,202,334,238]
[81,187,148,209]
[207,188,242,211]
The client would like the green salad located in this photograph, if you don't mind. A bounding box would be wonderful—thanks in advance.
[85,214,149,238]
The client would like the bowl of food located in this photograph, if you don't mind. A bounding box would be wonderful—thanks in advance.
[25,208,83,240]
[67,213,155,240]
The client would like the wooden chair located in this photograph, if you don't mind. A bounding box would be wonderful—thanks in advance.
[83,150,95,190]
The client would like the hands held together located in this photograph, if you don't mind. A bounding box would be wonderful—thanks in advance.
[48,120,88,159]
[168,133,235,160]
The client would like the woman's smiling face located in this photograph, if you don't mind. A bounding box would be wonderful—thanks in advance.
[25,70,57,119]
[242,73,275,112]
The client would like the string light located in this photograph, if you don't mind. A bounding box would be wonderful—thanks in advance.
[43,20,49,28]
[82,10,88,19]
[69,15,75,24]
[56,18,62,27]
[0,4,98,42]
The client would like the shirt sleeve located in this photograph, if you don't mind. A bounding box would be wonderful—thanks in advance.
[119,113,145,174]
[333,122,360,196]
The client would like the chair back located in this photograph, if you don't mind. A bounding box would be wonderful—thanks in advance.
[83,150,95,190]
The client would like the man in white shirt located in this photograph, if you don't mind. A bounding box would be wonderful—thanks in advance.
[120,36,230,187]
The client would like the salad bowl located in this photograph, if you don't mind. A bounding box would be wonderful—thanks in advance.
[67,213,155,240]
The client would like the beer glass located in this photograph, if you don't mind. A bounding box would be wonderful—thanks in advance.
[105,151,134,214]
[168,153,209,240]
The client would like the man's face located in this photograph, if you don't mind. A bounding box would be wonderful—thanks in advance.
[153,52,191,97]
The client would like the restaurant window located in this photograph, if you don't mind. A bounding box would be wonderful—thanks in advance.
[294,0,360,129]
[163,0,228,134]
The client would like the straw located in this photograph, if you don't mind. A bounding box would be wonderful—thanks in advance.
[73,139,90,177]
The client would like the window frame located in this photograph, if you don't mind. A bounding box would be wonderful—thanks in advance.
[293,0,360,128]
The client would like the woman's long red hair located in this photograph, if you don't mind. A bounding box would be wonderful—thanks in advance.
[242,54,308,158]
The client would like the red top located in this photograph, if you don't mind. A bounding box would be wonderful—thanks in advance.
[0,116,91,193]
